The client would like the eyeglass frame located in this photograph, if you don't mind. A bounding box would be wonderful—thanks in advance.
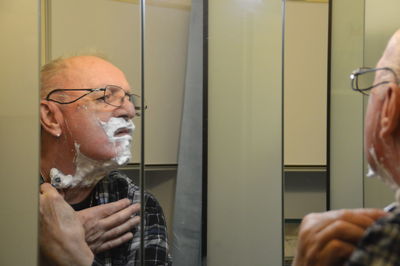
[45,85,141,111]
[350,67,399,95]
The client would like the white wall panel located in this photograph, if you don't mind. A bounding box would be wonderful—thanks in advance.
[0,0,40,264]
[208,0,283,264]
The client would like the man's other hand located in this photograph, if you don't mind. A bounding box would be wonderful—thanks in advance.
[292,208,386,266]
[77,198,140,253]
[39,183,94,266]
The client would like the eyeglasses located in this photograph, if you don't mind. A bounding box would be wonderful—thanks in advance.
[350,67,399,95]
[45,85,145,114]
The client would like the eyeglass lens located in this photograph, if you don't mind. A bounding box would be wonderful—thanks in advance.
[105,86,139,107]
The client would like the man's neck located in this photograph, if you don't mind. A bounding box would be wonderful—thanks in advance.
[41,165,97,205]
[41,152,98,204]
[60,186,95,205]
[41,137,115,204]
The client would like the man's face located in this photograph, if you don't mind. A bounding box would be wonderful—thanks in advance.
[57,56,136,163]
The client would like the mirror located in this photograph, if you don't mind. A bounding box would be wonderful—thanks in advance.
[363,0,400,209]
[40,0,206,264]
[283,0,329,263]
[137,1,206,265]
[330,0,400,211]
[41,0,145,263]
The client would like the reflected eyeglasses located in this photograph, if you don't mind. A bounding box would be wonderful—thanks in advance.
[45,85,146,115]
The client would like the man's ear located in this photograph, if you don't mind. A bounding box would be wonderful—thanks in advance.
[380,85,400,139]
[40,100,63,137]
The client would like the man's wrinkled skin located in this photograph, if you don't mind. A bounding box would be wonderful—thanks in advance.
[77,199,141,253]
[39,183,93,266]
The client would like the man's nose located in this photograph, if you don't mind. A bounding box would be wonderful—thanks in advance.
[120,96,136,119]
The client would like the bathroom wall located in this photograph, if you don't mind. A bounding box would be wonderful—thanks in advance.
[0,0,40,264]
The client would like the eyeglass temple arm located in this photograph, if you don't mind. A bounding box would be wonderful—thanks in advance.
[46,89,97,104]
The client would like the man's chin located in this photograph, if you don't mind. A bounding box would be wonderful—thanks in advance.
[113,151,132,166]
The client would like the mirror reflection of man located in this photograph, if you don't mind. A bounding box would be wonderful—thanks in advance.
[39,55,171,266]
[293,29,400,265]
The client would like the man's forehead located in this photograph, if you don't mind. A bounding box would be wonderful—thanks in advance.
[62,56,131,90]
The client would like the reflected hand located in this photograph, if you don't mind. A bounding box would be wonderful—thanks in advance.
[39,183,93,266]
[292,208,386,266]
[77,198,140,254]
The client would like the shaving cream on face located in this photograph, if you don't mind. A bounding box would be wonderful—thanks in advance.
[50,143,117,188]
[50,117,135,189]
[99,117,135,165]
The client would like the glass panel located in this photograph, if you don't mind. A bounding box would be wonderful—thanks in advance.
[0,0,39,264]
[140,1,199,265]
[363,0,400,208]
[330,0,365,209]
[47,0,141,164]
[283,0,329,263]
[42,0,147,263]
[208,0,283,265]
[330,0,400,210]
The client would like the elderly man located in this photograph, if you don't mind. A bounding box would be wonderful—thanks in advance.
[39,55,170,265]
[293,29,400,265]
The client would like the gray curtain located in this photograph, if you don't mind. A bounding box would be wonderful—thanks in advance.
[171,0,203,265]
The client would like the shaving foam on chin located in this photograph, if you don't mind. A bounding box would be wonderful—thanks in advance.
[50,118,135,189]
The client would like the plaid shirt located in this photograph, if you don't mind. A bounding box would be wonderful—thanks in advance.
[72,171,172,266]
[346,207,400,266]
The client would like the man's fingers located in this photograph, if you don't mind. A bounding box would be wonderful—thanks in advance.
[76,200,140,254]
[78,199,134,222]
[319,239,355,266]
[102,204,140,230]
[294,208,387,266]
[355,208,387,221]
[90,199,133,218]
[302,209,386,236]
[303,220,364,264]
[332,209,377,229]
[317,219,366,247]
[336,208,386,228]
[40,183,56,194]
[95,232,134,254]
[102,216,140,241]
